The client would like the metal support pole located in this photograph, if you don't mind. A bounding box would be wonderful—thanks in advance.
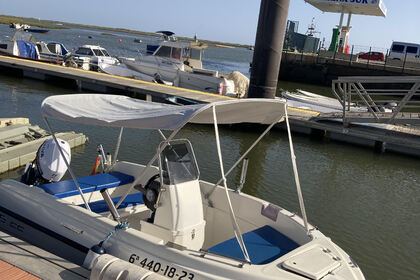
[43,118,91,211]
[367,46,372,69]
[402,51,408,73]
[346,13,352,28]
[384,49,389,70]
[100,189,121,222]
[112,127,124,166]
[248,0,290,99]
[338,11,344,28]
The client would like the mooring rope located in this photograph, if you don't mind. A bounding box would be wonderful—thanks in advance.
[99,221,130,247]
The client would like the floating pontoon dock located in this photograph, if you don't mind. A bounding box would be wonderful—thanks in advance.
[1,55,420,157]
[0,118,87,173]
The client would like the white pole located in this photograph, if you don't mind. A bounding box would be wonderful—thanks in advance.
[205,115,283,200]
[346,12,352,29]
[212,106,251,263]
[43,118,91,211]
[112,127,124,166]
[284,106,309,233]
[338,11,344,28]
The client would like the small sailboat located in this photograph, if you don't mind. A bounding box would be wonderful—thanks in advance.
[0,94,365,279]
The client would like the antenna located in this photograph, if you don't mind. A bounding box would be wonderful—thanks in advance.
[306,17,320,37]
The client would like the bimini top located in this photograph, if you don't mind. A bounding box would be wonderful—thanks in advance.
[41,94,286,130]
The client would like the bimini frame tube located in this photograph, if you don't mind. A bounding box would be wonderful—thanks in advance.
[284,107,309,233]
[205,114,284,200]
[115,127,182,209]
[112,127,124,166]
[212,105,251,264]
[43,117,91,211]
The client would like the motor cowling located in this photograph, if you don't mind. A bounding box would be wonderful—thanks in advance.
[21,138,71,185]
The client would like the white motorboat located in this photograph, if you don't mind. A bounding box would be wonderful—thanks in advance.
[36,41,70,64]
[281,89,364,113]
[282,89,394,114]
[70,45,119,71]
[9,23,31,30]
[99,63,173,85]
[0,32,67,64]
[0,95,365,280]
[122,41,248,97]
[0,31,39,59]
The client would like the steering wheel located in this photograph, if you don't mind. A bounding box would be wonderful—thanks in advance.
[142,174,161,212]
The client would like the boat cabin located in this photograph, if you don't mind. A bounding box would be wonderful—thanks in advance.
[75,45,111,57]
[37,41,68,56]
[152,41,206,69]
[72,45,118,71]
[36,41,69,64]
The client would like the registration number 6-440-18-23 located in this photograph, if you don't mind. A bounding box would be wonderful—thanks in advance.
[128,254,194,279]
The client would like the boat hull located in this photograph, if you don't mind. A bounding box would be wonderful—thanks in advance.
[0,175,365,280]
[123,59,234,94]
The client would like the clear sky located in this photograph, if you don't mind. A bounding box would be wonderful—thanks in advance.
[1,0,419,49]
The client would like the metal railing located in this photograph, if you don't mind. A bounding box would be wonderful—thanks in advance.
[331,76,420,125]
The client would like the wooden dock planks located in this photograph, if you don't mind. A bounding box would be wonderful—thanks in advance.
[0,230,89,280]
[0,260,40,280]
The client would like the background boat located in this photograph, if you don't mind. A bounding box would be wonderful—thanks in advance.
[24,28,49,34]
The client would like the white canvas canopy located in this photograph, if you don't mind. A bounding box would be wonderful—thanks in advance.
[41,94,286,130]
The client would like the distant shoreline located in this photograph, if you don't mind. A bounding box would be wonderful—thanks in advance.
[0,14,252,49]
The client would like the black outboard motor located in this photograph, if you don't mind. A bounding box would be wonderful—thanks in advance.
[21,138,71,185]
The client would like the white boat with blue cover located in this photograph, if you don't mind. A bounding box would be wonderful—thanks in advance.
[36,41,69,64]
[0,94,365,279]
[0,31,39,59]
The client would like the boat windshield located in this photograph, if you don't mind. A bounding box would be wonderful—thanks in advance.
[102,49,110,56]
[171,47,181,59]
[159,140,199,185]
[93,49,105,56]
[75,47,93,56]
[155,46,182,59]
[155,46,171,58]
[191,48,201,60]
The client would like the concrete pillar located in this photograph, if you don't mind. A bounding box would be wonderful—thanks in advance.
[248,0,290,99]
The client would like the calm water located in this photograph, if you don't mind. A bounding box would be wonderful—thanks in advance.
[1,25,420,280]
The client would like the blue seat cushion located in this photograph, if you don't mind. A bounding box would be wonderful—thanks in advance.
[80,192,144,213]
[37,172,134,198]
[208,225,299,265]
